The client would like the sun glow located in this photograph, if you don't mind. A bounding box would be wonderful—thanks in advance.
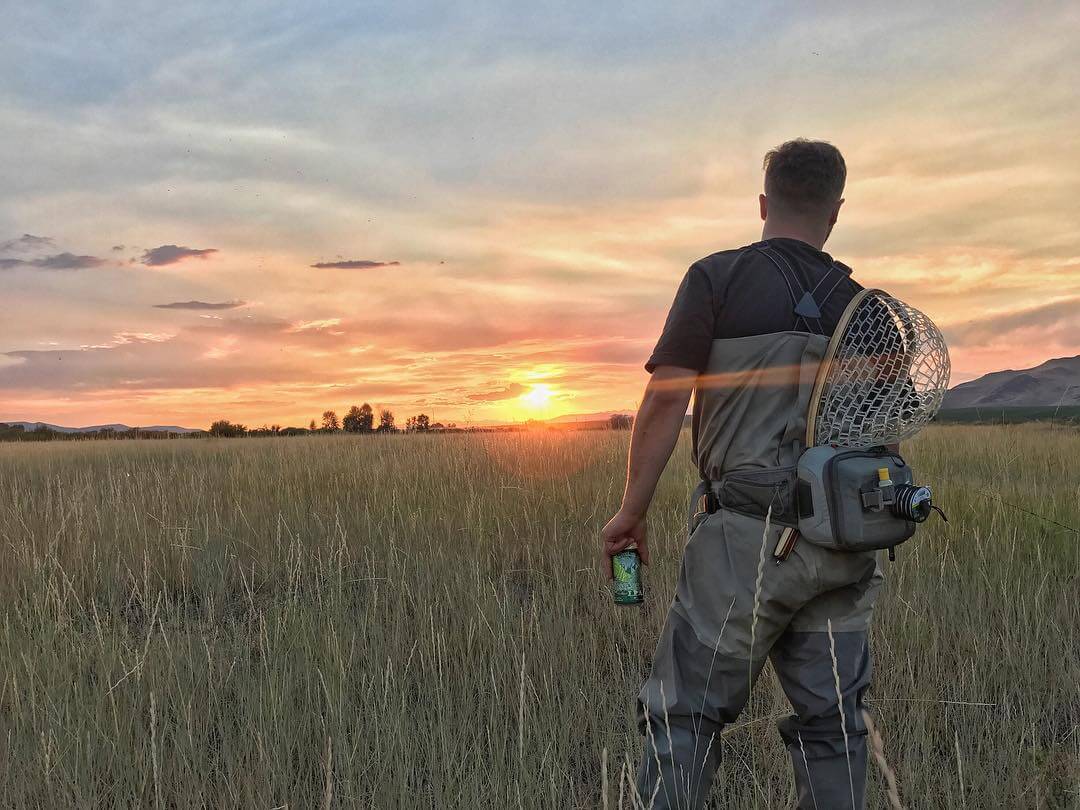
[521,384,554,411]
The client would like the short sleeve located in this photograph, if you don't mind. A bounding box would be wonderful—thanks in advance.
[645,263,717,373]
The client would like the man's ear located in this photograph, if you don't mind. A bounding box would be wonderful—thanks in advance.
[829,198,845,226]
[759,193,768,221]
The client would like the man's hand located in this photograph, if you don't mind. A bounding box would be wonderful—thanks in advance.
[601,509,649,577]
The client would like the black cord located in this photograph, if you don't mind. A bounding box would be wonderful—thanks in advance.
[977,492,1079,535]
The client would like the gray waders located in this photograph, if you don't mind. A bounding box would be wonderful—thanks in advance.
[637,312,883,809]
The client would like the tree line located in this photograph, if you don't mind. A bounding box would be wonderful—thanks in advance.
[208,404,459,438]
[0,424,191,442]
[0,410,632,443]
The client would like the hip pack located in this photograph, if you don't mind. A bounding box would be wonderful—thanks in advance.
[795,445,939,555]
[705,446,940,557]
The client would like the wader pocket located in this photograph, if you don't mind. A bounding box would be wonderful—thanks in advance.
[717,467,798,527]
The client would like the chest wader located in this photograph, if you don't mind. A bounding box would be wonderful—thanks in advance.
[636,247,881,810]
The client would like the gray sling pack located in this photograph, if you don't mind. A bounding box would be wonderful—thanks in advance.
[795,445,919,552]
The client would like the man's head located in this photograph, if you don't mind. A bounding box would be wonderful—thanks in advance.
[759,139,846,247]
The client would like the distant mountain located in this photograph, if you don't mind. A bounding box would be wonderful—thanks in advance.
[943,355,1080,409]
[0,421,200,434]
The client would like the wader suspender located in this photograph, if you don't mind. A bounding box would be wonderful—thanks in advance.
[696,245,847,521]
[754,244,848,339]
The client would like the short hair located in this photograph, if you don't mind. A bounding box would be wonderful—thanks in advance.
[763,139,846,218]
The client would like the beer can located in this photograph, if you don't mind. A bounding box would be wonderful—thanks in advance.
[612,548,644,605]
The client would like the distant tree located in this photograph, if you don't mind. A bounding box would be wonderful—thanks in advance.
[321,410,340,432]
[609,413,633,430]
[343,403,374,433]
[249,423,283,437]
[209,419,247,438]
[430,422,445,431]
[377,409,396,432]
[309,419,317,432]
[404,414,431,433]
[0,424,26,443]
[344,406,362,433]
[29,425,56,441]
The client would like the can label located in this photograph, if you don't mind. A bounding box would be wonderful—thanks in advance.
[612,549,644,604]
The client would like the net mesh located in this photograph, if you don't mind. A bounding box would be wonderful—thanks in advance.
[814,291,951,447]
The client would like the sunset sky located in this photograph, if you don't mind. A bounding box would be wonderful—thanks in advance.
[2,2,1078,428]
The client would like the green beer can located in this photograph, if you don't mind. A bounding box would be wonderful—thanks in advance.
[612,548,644,605]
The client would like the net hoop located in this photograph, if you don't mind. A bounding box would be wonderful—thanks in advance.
[808,288,951,448]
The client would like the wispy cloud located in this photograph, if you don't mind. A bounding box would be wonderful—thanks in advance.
[288,318,343,333]
[469,383,528,402]
[154,300,247,310]
[0,234,54,253]
[945,297,1080,347]
[0,252,105,270]
[310,259,400,270]
[141,245,219,266]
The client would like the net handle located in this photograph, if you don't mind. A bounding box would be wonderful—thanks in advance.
[804,287,884,445]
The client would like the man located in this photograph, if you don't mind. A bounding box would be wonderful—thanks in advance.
[602,139,882,809]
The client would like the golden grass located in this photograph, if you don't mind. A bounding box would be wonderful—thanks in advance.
[0,424,1077,807]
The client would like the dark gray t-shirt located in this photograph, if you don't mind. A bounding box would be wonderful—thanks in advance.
[646,237,863,373]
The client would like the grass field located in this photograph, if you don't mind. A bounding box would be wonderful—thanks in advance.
[936,406,1080,426]
[0,425,1077,808]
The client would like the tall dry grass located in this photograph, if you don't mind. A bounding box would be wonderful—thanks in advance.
[0,424,1076,807]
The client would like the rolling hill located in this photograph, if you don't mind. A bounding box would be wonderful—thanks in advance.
[0,421,200,434]
[942,355,1080,408]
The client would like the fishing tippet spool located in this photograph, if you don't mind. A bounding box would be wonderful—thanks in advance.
[891,484,939,523]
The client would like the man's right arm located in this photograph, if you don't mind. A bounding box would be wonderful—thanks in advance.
[601,366,696,571]
[599,260,717,574]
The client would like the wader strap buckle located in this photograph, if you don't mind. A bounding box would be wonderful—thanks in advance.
[698,480,720,515]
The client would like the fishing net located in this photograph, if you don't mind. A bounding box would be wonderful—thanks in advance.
[813,290,951,447]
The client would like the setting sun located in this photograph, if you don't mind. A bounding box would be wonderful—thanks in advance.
[521,384,554,411]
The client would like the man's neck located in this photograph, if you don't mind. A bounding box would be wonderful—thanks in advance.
[761,222,828,251]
